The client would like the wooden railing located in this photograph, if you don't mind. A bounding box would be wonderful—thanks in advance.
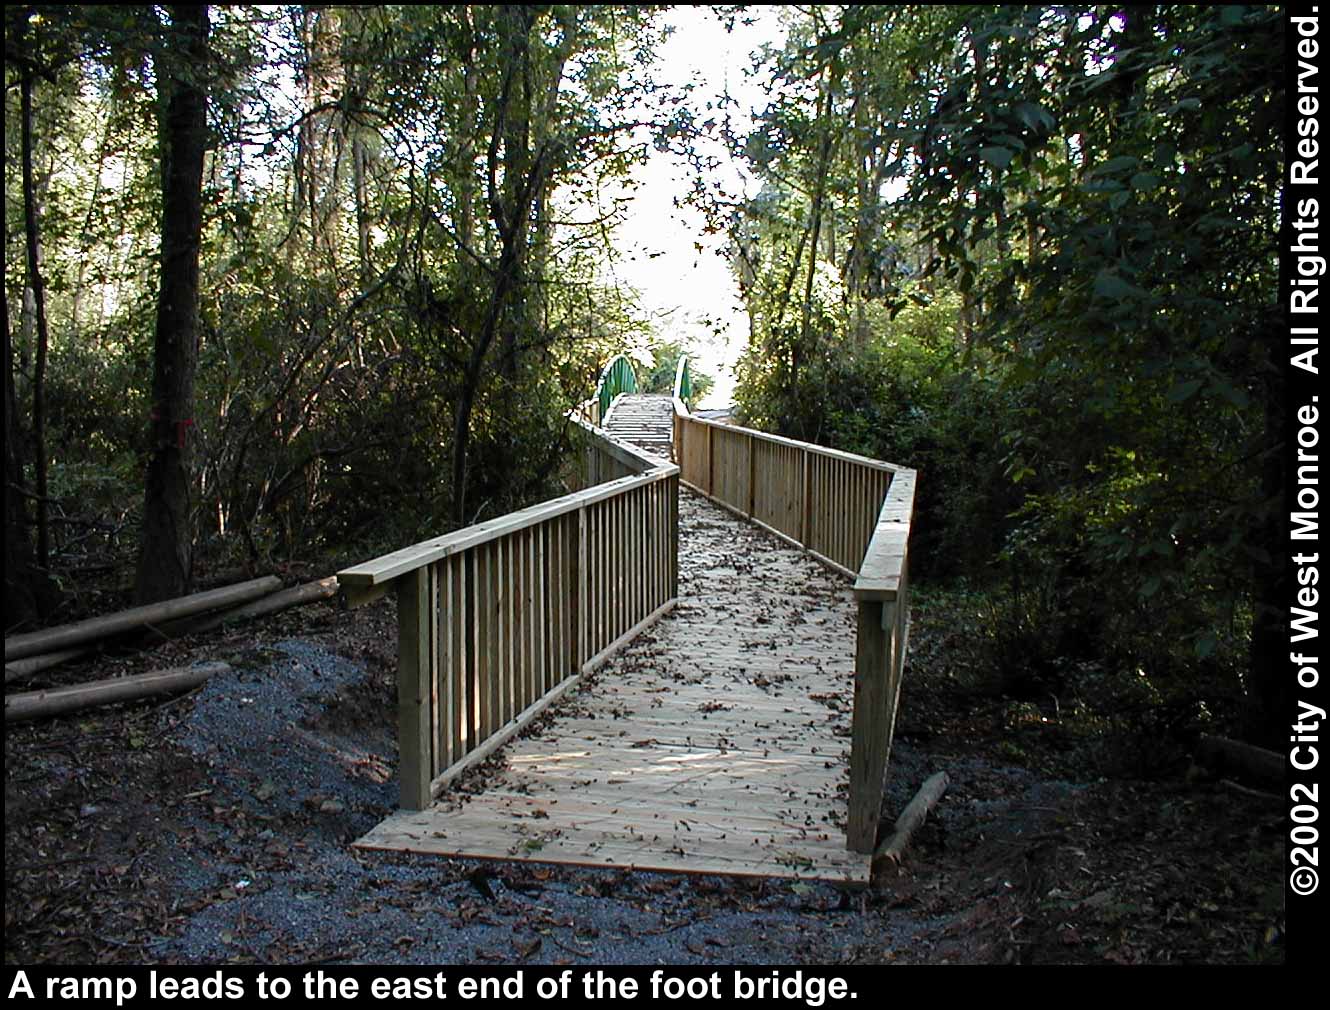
[673,413,897,577]
[673,406,916,854]
[338,423,678,810]
[568,413,658,488]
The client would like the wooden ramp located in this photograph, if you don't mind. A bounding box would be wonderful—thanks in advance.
[354,488,870,883]
[603,393,676,461]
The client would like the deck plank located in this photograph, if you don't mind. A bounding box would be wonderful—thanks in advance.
[355,485,868,883]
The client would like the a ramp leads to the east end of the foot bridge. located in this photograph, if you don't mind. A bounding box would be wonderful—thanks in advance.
[353,488,869,883]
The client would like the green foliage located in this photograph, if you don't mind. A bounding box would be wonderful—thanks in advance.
[735,287,1017,577]
[911,580,1245,777]
[728,5,1281,738]
[6,5,672,582]
[897,4,1280,681]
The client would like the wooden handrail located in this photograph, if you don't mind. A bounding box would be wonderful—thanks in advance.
[339,422,668,590]
[673,412,903,577]
[675,410,897,473]
[852,468,915,602]
[672,401,916,854]
[338,421,679,810]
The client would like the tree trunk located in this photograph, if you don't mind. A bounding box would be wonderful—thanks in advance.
[290,6,345,271]
[135,5,210,604]
[20,64,51,573]
[3,264,40,628]
[1245,314,1292,749]
[449,11,555,527]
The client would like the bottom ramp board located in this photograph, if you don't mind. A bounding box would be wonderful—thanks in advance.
[355,755,870,883]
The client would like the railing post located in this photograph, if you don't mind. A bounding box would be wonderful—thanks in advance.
[747,433,756,517]
[800,449,811,548]
[706,423,715,497]
[575,505,587,672]
[847,598,894,853]
[669,473,679,599]
[397,567,433,811]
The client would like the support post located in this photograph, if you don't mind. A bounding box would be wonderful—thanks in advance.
[706,423,715,497]
[575,506,588,672]
[747,433,756,518]
[847,598,894,852]
[397,567,433,811]
[800,449,811,548]
[669,473,679,600]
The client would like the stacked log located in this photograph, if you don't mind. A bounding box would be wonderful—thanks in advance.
[4,575,339,696]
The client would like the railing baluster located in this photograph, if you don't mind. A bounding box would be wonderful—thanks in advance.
[747,432,756,517]
[465,551,477,755]
[437,559,451,772]
[551,520,562,690]
[451,554,466,762]
[533,527,544,698]
[672,474,679,600]
[513,532,526,715]
[501,536,513,727]
[482,542,497,742]
[574,507,586,673]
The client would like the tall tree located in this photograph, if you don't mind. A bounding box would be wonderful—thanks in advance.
[5,3,85,623]
[135,4,209,603]
[14,8,53,575]
[3,224,38,625]
[375,5,666,525]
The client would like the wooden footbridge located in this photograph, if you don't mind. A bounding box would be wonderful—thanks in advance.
[340,356,915,882]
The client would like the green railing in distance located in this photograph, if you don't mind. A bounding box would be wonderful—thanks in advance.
[596,354,638,421]
[672,354,692,407]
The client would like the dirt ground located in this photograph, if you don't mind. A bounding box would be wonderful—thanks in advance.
[4,581,1286,966]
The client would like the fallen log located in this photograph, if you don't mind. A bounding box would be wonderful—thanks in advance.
[1195,734,1283,787]
[873,770,950,874]
[1219,778,1282,803]
[158,577,338,638]
[4,577,281,662]
[4,661,230,723]
[5,647,91,684]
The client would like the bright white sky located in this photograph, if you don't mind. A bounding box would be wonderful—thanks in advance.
[608,6,788,409]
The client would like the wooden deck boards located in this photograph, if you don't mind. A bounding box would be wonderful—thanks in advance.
[602,393,676,459]
[354,487,869,883]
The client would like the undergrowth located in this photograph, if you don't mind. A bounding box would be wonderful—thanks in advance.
[905,579,1248,781]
